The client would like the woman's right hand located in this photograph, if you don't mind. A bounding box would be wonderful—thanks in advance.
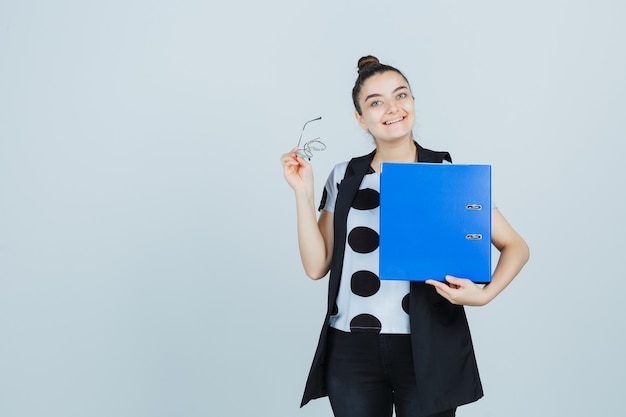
[280,147,315,193]
[280,147,333,280]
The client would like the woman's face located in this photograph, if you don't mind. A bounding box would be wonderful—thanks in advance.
[354,71,415,144]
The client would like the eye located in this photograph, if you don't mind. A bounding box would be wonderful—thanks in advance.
[397,92,407,99]
[370,100,382,107]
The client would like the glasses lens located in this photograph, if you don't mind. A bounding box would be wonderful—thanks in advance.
[304,139,326,152]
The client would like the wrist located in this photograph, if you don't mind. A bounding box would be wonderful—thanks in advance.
[481,283,498,305]
[294,187,316,206]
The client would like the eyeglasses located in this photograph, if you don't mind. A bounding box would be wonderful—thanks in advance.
[295,116,326,160]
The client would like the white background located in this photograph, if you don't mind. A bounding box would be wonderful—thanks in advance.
[1,1,624,416]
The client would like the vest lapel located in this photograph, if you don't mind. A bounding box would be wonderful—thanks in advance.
[327,150,375,310]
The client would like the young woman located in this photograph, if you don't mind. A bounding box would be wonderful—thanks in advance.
[280,55,529,417]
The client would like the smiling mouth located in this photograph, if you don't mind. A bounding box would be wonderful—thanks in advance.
[384,117,404,125]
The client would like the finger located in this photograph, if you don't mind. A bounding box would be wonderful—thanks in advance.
[427,278,455,289]
[289,147,302,159]
[281,153,301,167]
[281,147,302,160]
[294,154,312,168]
[425,279,445,289]
[426,280,451,297]
[282,148,300,159]
[445,275,467,286]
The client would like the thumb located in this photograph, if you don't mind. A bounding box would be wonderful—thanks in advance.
[445,275,465,286]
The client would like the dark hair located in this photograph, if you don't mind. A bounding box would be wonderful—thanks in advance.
[351,55,411,115]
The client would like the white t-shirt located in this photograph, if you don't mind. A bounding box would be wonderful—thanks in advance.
[320,162,411,334]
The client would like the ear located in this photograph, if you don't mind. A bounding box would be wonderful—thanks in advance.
[354,110,368,131]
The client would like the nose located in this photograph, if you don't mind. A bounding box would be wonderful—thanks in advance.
[386,100,399,113]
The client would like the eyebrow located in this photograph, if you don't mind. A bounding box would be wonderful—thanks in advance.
[364,85,409,103]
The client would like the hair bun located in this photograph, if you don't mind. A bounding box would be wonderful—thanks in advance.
[357,55,380,74]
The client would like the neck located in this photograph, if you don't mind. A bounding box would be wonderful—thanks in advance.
[371,137,417,172]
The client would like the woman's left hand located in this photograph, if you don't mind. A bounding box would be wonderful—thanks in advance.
[426,208,530,307]
[425,276,490,306]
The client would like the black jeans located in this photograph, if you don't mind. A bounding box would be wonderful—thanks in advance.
[325,328,456,417]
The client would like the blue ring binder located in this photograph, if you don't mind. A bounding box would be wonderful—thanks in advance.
[379,163,492,283]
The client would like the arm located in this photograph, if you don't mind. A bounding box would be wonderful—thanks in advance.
[281,149,334,280]
[426,208,530,306]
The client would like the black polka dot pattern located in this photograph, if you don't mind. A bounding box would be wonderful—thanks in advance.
[402,294,410,314]
[350,314,382,333]
[352,188,379,210]
[351,270,380,297]
[347,226,379,254]
[323,164,410,334]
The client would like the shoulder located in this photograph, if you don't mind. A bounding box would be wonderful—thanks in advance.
[343,149,377,176]
[327,160,350,181]
[327,147,373,181]
[417,142,452,163]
